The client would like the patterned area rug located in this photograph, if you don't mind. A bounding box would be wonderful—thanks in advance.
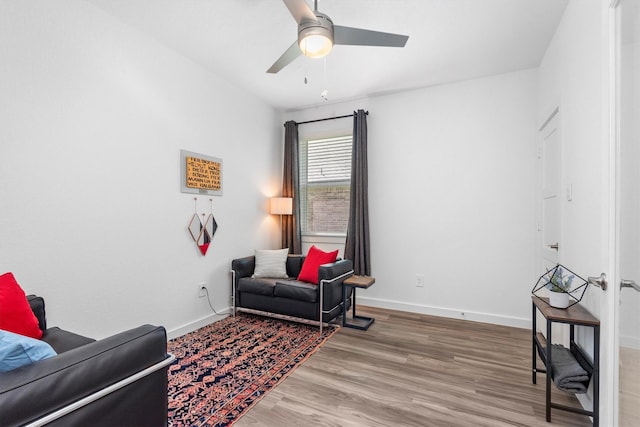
[167,313,338,427]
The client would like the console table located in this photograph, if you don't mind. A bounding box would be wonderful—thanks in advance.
[342,275,375,330]
[531,296,600,426]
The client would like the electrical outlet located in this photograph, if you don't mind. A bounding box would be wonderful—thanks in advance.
[416,274,424,287]
[199,284,207,298]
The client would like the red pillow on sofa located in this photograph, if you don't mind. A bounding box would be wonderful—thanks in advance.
[0,272,43,339]
[297,245,339,285]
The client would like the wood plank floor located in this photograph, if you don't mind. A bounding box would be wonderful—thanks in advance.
[235,306,593,427]
[620,346,640,425]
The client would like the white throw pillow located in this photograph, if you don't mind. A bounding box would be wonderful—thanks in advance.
[252,248,289,279]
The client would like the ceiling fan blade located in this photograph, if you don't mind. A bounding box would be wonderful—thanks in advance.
[334,25,409,47]
[282,0,317,25]
[267,41,302,74]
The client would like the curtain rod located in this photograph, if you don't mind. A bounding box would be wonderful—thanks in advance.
[284,110,368,126]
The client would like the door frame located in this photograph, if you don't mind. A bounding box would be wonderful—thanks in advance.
[605,0,622,425]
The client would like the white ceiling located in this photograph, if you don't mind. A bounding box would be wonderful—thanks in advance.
[86,0,568,111]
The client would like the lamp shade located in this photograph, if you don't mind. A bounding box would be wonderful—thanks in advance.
[270,197,293,215]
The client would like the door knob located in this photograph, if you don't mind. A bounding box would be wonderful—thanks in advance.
[588,273,608,291]
[548,243,559,250]
[620,279,640,292]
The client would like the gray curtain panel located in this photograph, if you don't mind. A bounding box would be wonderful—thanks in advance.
[345,110,371,275]
[283,121,301,253]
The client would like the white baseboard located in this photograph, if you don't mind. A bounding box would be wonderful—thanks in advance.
[620,334,640,351]
[167,299,531,340]
[166,308,231,340]
[575,381,595,423]
[356,297,530,329]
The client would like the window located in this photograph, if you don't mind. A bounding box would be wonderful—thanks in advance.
[299,135,352,235]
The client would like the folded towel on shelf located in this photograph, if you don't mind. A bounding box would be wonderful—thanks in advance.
[549,344,590,394]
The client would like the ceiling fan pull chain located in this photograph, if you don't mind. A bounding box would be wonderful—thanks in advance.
[321,56,329,101]
[323,56,326,83]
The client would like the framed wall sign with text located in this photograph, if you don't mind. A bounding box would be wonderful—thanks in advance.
[180,149,223,196]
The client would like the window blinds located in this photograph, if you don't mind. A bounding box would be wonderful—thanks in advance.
[305,136,352,183]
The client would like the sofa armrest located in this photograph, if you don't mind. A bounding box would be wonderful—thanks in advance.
[231,256,255,282]
[319,259,354,307]
[0,324,170,427]
[27,295,46,332]
[318,259,353,283]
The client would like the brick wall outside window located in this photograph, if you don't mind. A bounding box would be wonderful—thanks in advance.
[306,183,350,233]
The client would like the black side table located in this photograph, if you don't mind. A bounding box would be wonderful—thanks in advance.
[342,275,375,330]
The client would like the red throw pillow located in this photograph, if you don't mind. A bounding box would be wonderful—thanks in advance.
[297,246,339,285]
[0,272,43,339]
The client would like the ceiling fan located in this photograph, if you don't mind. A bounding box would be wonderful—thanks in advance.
[267,0,409,73]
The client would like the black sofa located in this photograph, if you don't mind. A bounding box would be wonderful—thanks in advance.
[231,254,353,328]
[0,295,174,427]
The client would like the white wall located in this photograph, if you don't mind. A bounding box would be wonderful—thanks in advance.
[537,1,608,289]
[0,0,282,340]
[286,68,539,328]
[536,0,610,417]
[537,0,607,340]
[620,39,640,351]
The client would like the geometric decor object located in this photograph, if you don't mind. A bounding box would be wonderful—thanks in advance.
[187,212,203,242]
[531,263,588,309]
[203,213,218,244]
[187,198,218,256]
[187,212,210,255]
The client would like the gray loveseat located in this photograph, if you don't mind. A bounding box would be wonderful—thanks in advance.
[231,254,353,329]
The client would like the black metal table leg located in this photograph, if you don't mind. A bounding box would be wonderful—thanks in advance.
[546,318,552,422]
[342,281,348,327]
[593,324,600,427]
[532,301,537,385]
[341,276,375,330]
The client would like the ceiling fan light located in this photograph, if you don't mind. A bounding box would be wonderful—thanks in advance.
[299,33,333,58]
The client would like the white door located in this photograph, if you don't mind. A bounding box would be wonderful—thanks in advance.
[538,110,566,345]
[540,110,561,272]
[617,1,640,425]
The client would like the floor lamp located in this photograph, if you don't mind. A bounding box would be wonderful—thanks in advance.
[270,197,293,248]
